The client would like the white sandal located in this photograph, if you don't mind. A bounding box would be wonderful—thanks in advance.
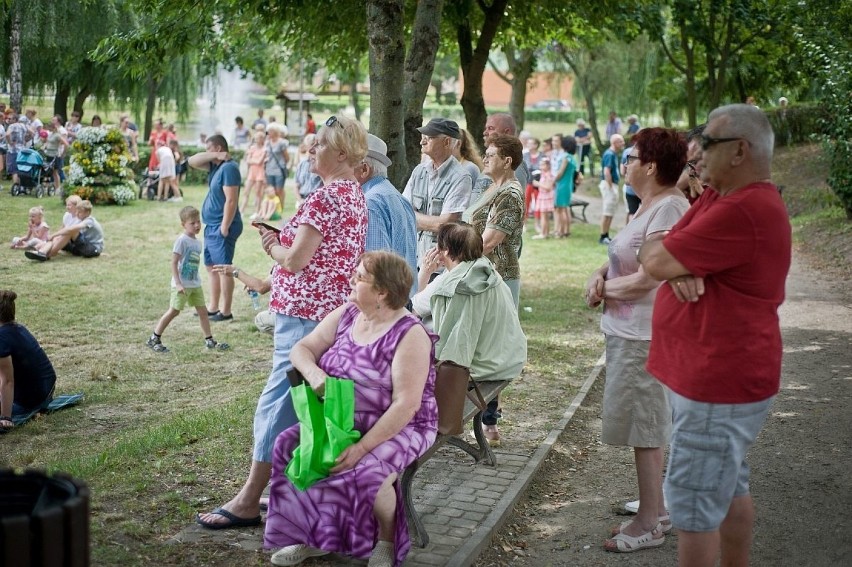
[612,514,672,536]
[367,540,394,567]
[605,522,666,553]
[270,544,328,566]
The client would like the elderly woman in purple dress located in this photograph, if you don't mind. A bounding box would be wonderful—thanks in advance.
[265,251,438,567]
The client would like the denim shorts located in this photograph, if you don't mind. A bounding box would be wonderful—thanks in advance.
[203,222,242,265]
[664,387,774,532]
[265,174,284,189]
[252,313,320,462]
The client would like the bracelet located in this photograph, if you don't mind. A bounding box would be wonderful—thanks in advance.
[0,416,11,422]
[232,268,240,278]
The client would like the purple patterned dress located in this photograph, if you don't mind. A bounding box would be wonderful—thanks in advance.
[264,304,438,566]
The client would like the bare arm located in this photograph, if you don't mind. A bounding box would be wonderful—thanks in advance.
[289,305,347,395]
[0,356,14,427]
[639,234,705,302]
[330,324,432,473]
[212,265,273,294]
[171,252,184,293]
[219,185,239,236]
[554,156,568,181]
[261,224,323,274]
[481,227,506,255]
[414,210,462,233]
[187,152,228,171]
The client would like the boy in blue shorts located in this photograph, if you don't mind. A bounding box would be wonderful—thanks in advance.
[147,206,229,353]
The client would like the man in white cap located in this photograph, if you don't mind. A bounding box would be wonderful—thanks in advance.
[403,118,472,273]
[355,134,418,296]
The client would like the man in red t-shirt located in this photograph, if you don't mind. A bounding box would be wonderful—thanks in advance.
[638,104,791,566]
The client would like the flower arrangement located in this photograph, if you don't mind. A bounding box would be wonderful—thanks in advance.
[65,127,138,205]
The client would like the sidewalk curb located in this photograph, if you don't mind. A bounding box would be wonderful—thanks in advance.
[447,352,607,566]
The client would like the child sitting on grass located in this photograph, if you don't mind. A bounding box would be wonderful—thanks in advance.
[10,206,49,250]
[62,195,82,227]
[250,185,283,222]
[146,206,229,353]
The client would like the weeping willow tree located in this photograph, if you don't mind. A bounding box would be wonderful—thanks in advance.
[0,0,203,134]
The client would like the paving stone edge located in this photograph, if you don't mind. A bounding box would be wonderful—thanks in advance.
[446,353,607,566]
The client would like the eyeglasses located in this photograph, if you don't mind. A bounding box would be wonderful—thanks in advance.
[483,151,502,161]
[699,134,743,151]
[325,116,341,128]
[625,154,641,164]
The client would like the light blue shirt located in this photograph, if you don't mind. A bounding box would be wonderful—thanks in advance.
[362,176,419,297]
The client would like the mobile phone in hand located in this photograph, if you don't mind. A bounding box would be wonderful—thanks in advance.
[252,221,281,233]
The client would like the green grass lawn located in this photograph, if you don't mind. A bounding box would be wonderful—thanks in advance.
[0,181,609,564]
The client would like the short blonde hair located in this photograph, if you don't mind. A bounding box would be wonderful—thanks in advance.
[77,200,93,213]
[321,115,368,167]
[179,205,200,223]
[66,195,82,206]
[29,206,45,216]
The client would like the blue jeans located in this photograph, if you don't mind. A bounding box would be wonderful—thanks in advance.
[252,313,320,462]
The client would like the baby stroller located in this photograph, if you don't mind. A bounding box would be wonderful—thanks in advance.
[10,149,56,198]
[139,168,160,200]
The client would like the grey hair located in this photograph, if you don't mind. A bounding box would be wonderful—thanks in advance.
[708,104,774,163]
[364,155,388,177]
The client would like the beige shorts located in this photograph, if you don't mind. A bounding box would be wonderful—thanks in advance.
[598,180,618,217]
[602,335,671,447]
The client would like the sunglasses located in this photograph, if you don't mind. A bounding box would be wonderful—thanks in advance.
[325,116,341,128]
[699,134,743,151]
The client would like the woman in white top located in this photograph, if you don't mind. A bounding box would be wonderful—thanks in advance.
[584,128,690,553]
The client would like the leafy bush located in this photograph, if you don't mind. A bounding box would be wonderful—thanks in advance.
[807,39,852,219]
[764,104,826,148]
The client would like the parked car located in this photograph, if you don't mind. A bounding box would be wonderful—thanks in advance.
[528,99,571,111]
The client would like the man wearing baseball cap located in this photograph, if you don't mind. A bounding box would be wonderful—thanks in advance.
[403,118,473,273]
[355,133,418,296]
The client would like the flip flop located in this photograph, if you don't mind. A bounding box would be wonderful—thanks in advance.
[195,506,262,530]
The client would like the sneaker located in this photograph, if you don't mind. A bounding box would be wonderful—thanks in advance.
[209,312,234,322]
[167,196,183,202]
[205,338,230,351]
[146,336,169,353]
[599,236,612,245]
[24,250,49,262]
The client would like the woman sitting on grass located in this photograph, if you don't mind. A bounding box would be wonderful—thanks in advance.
[0,290,56,432]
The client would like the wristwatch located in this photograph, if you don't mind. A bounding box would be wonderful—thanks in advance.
[232,268,240,278]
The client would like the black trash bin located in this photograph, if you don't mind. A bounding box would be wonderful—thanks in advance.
[0,469,90,567]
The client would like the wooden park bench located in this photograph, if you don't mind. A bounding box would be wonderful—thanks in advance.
[402,379,509,547]
[569,198,589,222]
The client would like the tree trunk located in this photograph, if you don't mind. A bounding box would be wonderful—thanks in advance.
[367,0,407,186]
[144,74,160,141]
[431,79,443,105]
[54,82,70,122]
[678,18,698,128]
[403,0,443,180]
[560,50,603,153]
[349,71,361,121]
[10,3,23,113]
[507,48,535,130]
[73,86,91,118]
[458,0,508,153]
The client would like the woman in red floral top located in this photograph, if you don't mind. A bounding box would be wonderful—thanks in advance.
[197,115,369,530]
